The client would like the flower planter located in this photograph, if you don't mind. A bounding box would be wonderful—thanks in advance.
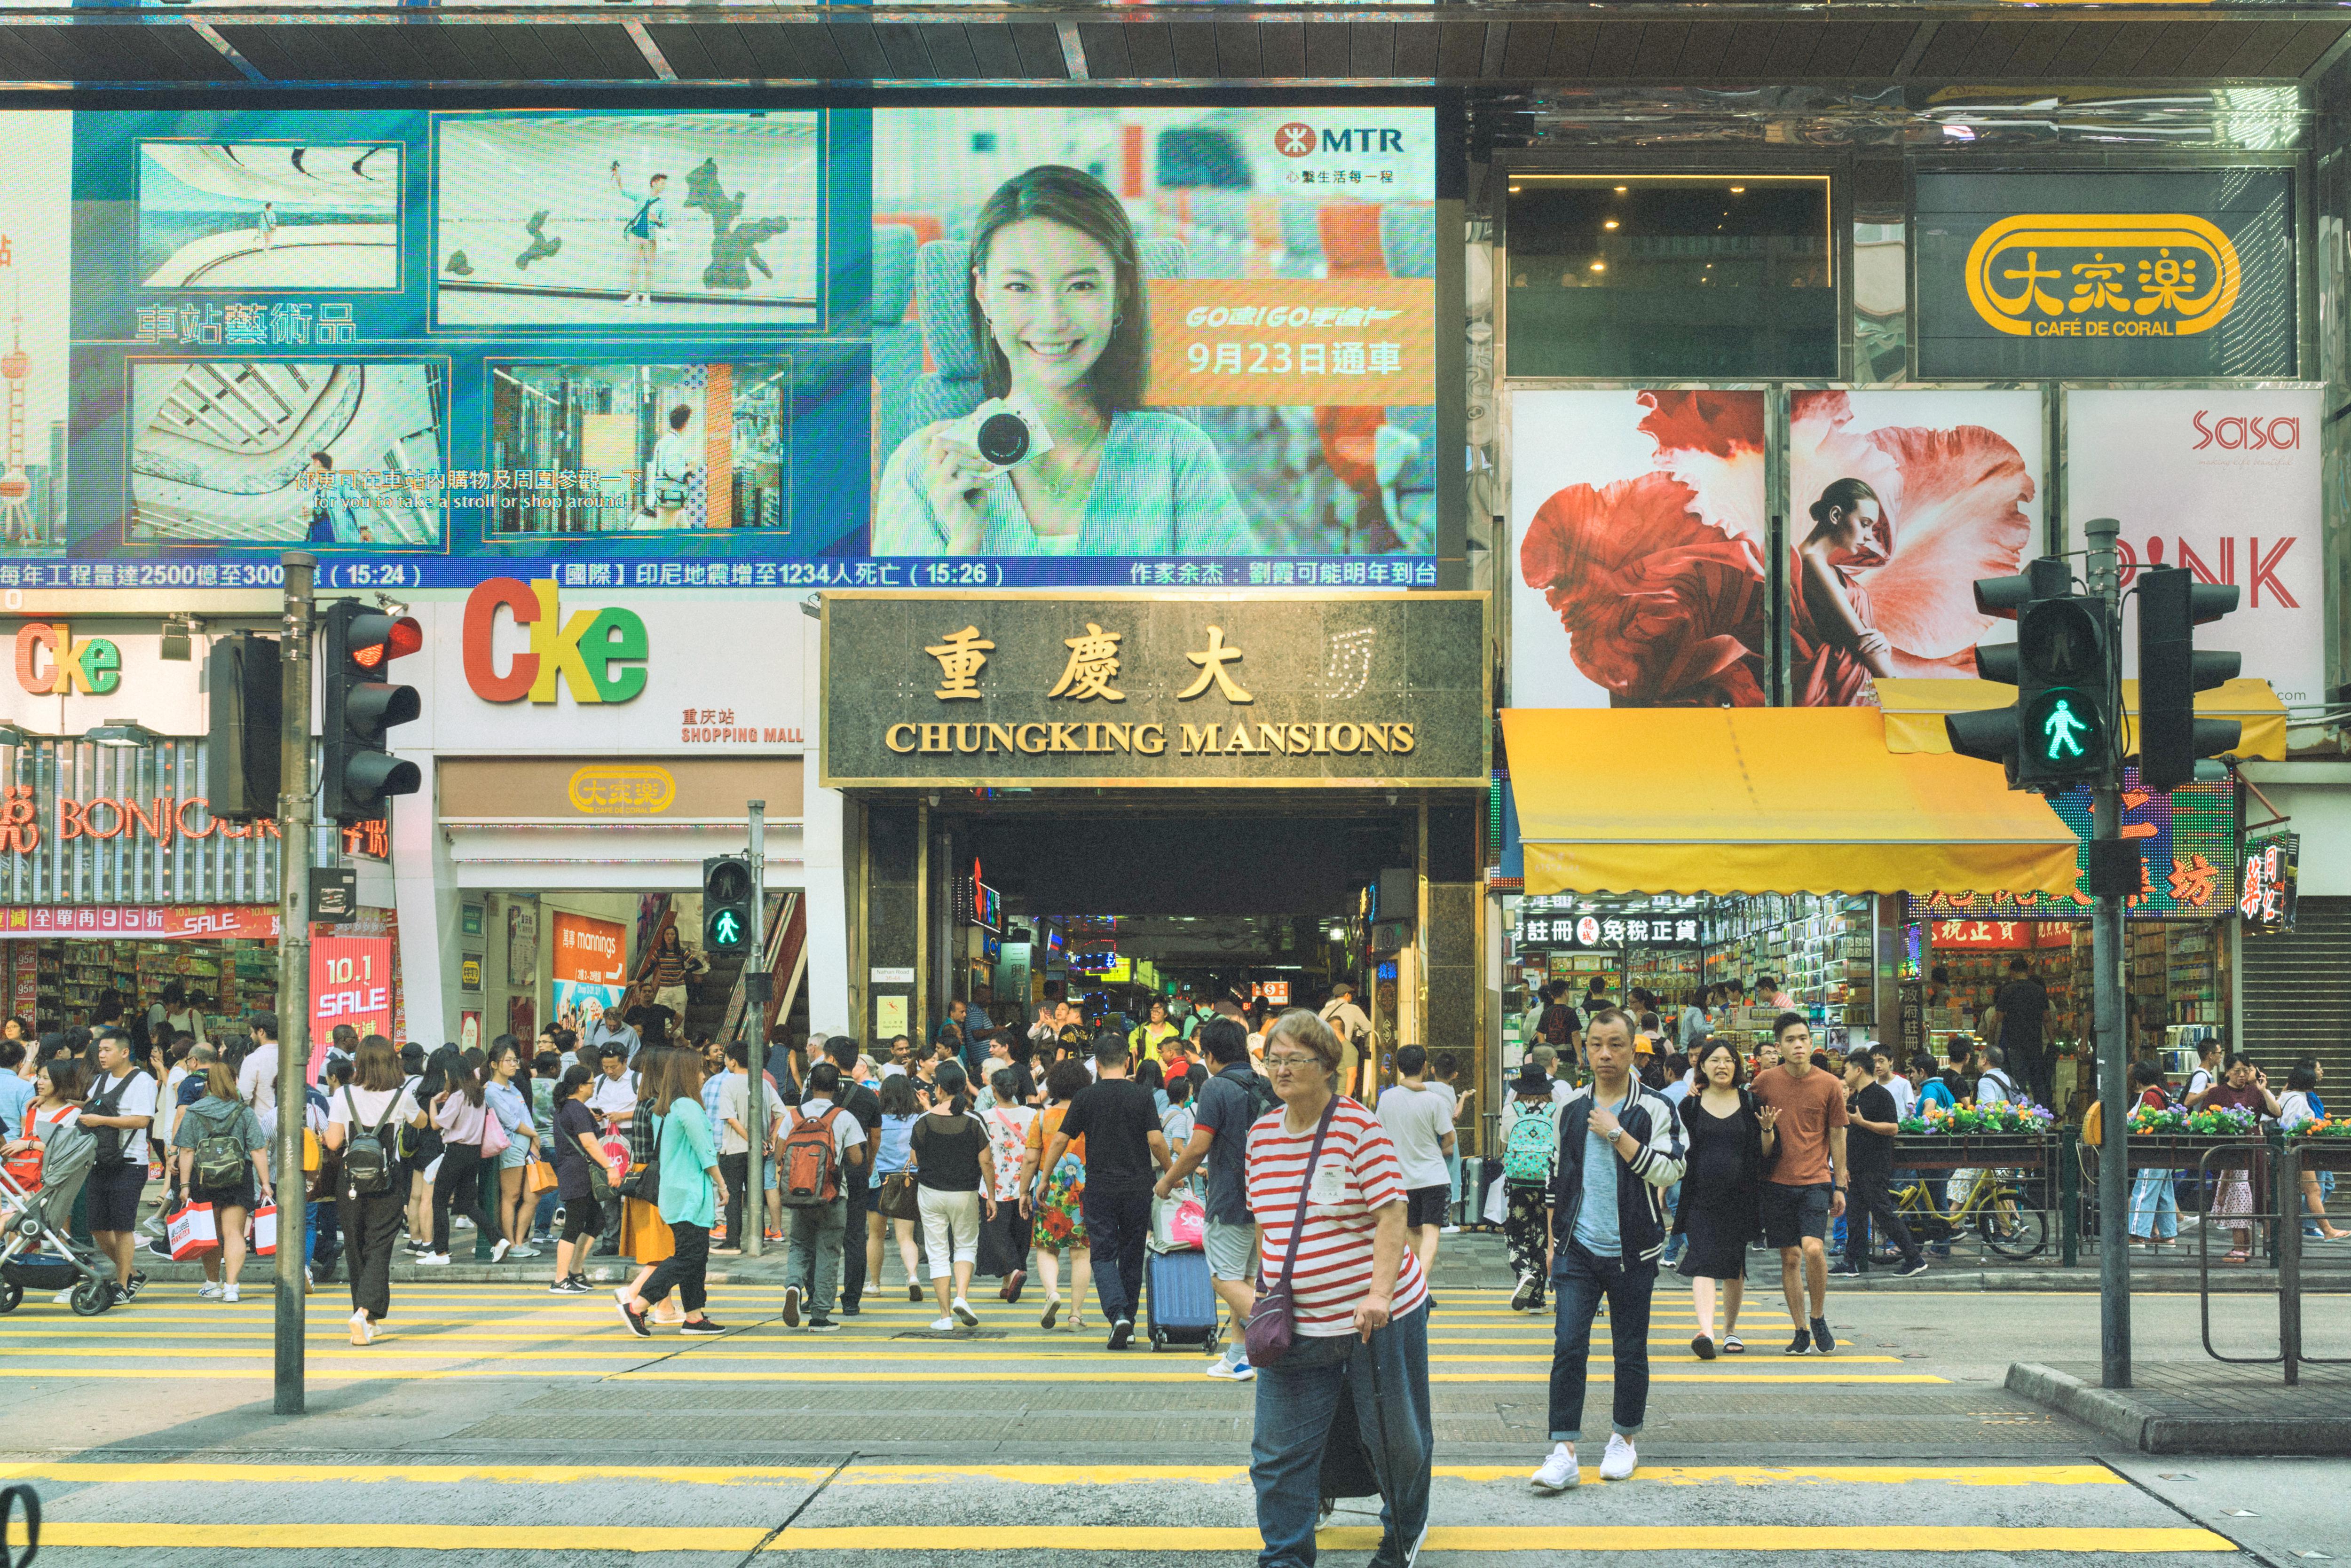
[1890,1134,2051,1171]
[2122,1135,2258,1173]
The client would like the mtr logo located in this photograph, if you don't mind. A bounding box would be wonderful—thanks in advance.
[461,578,648,705]
[14,622,121,696]
[1274,122,1406,158]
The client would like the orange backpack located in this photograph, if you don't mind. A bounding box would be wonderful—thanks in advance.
[780,1106,842,1208]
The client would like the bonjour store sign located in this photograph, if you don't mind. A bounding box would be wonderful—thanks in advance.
[820,591,1486,788]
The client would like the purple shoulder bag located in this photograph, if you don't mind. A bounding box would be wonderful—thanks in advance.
[1244,1097,1340,1369]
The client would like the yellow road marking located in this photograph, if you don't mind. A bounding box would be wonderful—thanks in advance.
[28,1522,2231,1553]
[0,1344,1904,1366]
[0,1365,1949,1384]
[0,1461,2119,1489]
[758,1525,2234,1552]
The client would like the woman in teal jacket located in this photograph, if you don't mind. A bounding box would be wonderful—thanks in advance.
[614,1049,730,1338]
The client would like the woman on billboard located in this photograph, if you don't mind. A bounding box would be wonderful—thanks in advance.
[872,165,1254,558]
[1791,478,1896,707]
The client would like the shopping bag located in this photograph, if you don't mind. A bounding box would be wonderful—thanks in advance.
[168,1201,219,1260]
[249,1203,279,1257]
[526,1159,559,1197]
[599,1133,631,1187]
[1482,1175,1508,1227]
[1148,1193,1207,1253]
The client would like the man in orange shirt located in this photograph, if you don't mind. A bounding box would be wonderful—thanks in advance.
[1747,1014,1846,1355]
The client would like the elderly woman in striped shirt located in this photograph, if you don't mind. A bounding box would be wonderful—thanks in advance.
[1243,1009,1431,1568]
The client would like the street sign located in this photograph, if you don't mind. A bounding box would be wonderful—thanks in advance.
[310,866,358,925]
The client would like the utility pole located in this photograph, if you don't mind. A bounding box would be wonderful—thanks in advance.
[273,552,316,1416]
[743,800,769,1257]
[2083,515,2131,1389]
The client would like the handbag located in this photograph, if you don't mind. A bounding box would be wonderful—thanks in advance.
[480,1107,511,1159]
[1243,1097,1340,1370]
[249,1203,279,1257]
[878,1170,921,1223]
[167,1200,219,1260]
[619,1110,663,1200]
[527,1158,559,1196]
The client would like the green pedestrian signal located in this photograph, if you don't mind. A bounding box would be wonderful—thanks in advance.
[2025,686,2101,770]
[702,854,755,955]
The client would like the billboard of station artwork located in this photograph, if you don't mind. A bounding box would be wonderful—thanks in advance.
[0,103,1438,593]
[1510,387,2043,709]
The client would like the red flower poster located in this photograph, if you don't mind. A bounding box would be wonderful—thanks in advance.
[1511,388,2041,708]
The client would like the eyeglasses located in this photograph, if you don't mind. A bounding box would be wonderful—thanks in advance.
[1265,1055,1323,1072]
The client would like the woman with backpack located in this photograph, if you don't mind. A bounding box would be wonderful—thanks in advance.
[170,1062,271,1303]
[1500,1062,1561,1312]
[1674,1040,1775,1357]
[325,1037,427,1344]
[612,1048,729,1338]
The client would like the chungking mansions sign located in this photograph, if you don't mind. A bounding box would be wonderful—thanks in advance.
[820,591,1486,788]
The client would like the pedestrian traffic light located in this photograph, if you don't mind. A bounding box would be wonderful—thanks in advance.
[2011,592,2110,788]
[320,600,422,825]
[2136,564,2240,792]
[205,631,280,822]
[1946,556,2083,788]
[702,854,754,954]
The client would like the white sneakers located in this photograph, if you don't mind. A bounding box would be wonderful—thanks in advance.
[416,1253,450,1266]
[197,1282,224,1300]
[221,1284,241,1303]
[930,1316,957,1331]
[350,1311,374,1346]
[621,292,653,307]
[489,1238,512,1263]
[1531,1434,1636,1492]
[951,1298,979,1327]
[1531,1443,1580,1492]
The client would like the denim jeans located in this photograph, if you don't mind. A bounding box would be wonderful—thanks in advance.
[1548,1241,1655,1442]
[2129,1168,2178,1240]
[1081,1184,1152,1325]
[304,1197,342,1273]
[1248,1305,1432,1568]
[784,1196,847,1316]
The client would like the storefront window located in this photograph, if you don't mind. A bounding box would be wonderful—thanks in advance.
[1505,174,1836,379]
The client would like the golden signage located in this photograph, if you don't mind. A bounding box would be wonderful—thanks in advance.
[882,720,1415,758]
[567,764,677,815]
[1963,213,2241,339]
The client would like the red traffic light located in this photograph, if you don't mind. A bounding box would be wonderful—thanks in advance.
[347,613,423,670]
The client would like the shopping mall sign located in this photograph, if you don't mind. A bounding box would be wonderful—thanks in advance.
[1917,169,2296,378]
[820,591,1486,788]
[14,622,121,695]
[1909,768,2238,922]
[461,577,648,704]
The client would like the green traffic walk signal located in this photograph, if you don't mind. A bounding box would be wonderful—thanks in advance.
[2026,686,2099,765]
[702,854,754,954]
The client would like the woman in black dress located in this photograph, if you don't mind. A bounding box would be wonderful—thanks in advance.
[1674,1040,1776,1359]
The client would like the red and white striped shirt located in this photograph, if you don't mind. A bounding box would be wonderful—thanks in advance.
[1246,1097,1428,1337]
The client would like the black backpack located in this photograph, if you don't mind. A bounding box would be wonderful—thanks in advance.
[1230,1066,1279,1122]
[341,1087,402,1197]
[85,1073,137,1166]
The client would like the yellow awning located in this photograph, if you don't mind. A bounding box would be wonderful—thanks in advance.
[1501,707,2082,898]
[1876,678,2287,761]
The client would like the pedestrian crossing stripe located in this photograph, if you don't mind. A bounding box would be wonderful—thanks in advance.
[0,1326,1767,1349]
[23,1523,2236,1552]
[0,1462,2125,1487]
[0,1365,1948,1384]
[0,1344,1908,1366]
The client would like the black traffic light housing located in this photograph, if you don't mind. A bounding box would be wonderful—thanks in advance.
[702,854,755,954]
[205,631,281,822]
[1948,556,2115,789]
[321,600,423,825]
[2136,565,2241,792]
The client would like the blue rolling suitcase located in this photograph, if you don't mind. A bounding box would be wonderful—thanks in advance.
[1144,1245,1220,1353]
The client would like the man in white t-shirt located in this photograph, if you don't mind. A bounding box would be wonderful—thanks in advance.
[1376,1044,1458,1279]
[1873,1046,1915,1120]
[776,1061,868,1331]
[587,1045,639,1126]
[714,1041,786,1254]
[84,1031,161,1299]
[238,1011,282,1140]
[1530,1045,1576,1104]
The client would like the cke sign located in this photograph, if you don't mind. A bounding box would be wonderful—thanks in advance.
[14,622,122,696]
[461,578,649,705]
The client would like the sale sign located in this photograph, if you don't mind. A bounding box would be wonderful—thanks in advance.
[310,933,394,1078]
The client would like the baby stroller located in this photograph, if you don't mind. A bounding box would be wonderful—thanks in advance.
[0,1114,119,1316]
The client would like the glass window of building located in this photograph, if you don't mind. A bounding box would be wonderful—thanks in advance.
[1505,175,1836,379]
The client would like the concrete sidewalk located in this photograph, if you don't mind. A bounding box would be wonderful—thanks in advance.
[2007,1361,2351,1455]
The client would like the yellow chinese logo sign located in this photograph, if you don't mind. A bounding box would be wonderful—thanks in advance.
[1963,214,2241,340]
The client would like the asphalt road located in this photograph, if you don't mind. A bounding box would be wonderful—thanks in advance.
[1,1239,2344,1568]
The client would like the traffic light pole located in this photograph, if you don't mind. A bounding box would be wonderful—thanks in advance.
[743,801,768,1258]
[2084,514,2131,1390]
[273,552,316,1416]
